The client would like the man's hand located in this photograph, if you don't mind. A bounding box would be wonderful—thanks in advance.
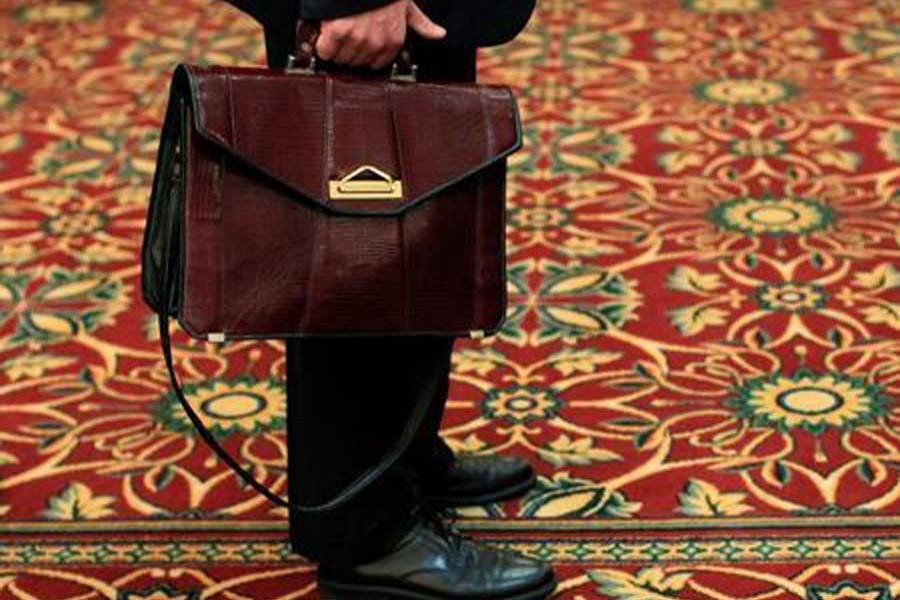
[316,0,446,69]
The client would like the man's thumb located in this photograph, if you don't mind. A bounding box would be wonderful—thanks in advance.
[407,2,446,40]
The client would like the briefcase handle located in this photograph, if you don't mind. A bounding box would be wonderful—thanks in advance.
[287,20,418,81]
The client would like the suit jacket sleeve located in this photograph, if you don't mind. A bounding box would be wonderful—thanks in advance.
[418,0,535,47]
[301,0,396,19]
[222,0,394,25]
[222,0,535,55]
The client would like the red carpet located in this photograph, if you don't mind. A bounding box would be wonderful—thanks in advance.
[0,0,898,597]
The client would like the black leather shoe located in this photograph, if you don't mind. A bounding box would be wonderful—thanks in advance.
[317,516,556,600]
[421,455,537,507]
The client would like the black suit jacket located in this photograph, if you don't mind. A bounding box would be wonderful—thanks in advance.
[225,0,535,69]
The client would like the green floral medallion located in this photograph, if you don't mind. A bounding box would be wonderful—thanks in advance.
[14,2,102,22]
[727,371,891,435]
[708,196,835,236]
[482,386,562,425]
[695,78,797,106]
[754,283,828,313]
[508,205,571,230]
[42,211,109,237]
[730,137,787,158]
[154,376,286,438]
[682,0,773,13]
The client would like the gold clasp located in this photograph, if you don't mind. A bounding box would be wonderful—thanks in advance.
[329,165,404,201]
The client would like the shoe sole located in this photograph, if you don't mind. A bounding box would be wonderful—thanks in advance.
[425,472,537,508]
[318,575,556,600]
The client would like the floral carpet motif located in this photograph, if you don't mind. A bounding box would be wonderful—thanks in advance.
[1,0,898,597]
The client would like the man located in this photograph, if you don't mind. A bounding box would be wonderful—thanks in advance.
[222,1,555,599]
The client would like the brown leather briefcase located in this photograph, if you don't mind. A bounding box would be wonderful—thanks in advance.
[140,25,522,514]
[142,36,521,341]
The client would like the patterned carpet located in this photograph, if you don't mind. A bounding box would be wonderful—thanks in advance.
[1,0,899,597]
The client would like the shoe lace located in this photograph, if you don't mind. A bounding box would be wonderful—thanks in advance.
[418,504,465,552]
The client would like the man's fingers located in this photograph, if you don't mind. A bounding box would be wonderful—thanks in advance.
[315,27,347,60]
[333,39,363,65]
[370,47,398,70]
[317,0,439,67]
[407,2,446,40]
[368,26,404,69]
[350,42,380,67]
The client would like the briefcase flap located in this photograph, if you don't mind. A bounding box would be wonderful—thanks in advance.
[176,64,522,216]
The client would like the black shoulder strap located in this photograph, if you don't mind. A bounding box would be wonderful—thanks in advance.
[158,312,438,513]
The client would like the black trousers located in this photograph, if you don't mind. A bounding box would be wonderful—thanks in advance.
[286,336,456,566]
[282,46,478,568]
